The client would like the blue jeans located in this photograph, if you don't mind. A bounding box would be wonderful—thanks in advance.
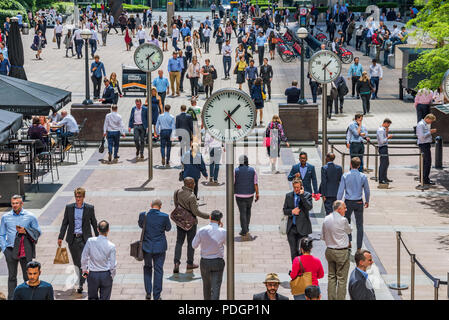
[107,131,120,158]
[370,77,379,98]
[383,48,390,66]
[209,147,221,181]
[144,251,166,300]
[89,38,97,56]
[223,56,231,78]
[160,129,172,161]
[172,37,179,51]
[59,131,74,147]
[75,39,83,58]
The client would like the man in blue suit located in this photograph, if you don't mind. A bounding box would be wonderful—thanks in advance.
[99,78,115,104]
[128,99,149,160]
[288,152,318,195]
[348,249,376,300]
[138,199,172,300]
[320,153,343,215]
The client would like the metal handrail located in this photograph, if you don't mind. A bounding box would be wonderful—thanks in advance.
[390,231,448,300]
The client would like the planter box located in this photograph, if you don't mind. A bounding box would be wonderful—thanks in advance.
[71,103,112,141]
[278,103,318,142]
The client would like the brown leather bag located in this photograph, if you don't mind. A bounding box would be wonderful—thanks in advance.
[130,211,147,261]
[170,190,197,231]
[290,256,313,295]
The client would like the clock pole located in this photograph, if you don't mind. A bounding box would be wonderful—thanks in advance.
[226,140,235,300]
[322,82,327,166]
[147,71,153,181]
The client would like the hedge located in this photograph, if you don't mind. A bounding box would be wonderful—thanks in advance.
[0,0,27,11]
[18,0,36,11]
[51,1,74,14]
[0,8,29,27]
[80,3,150,12]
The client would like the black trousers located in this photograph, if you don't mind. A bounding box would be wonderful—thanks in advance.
[247,79,255,92]
[133,124,146,156]
[200,258,225,300]
[190,77,199,97]
[87,270,113,300]
[158,91,166,106]
[333,95,344,113]
[365,38,371,55]
[355,35,362,50]
[361,93,370,114]
[310,81,318,103]
[419,143,432,184]
[174,224,197,265]
[324,196,336,215]
[350,142,365,172]
[4,247,30,300]
[263,79,271,99]
[180,69,186,91]
[91,75,102,99]
[378,145,389,182]
[351,76,360,96]
[56,32,62,49]
[329,30,335,41]
[345,200,364,250]
[416,104,430,123]
[236,196,253,235]
[287,227,307,261]
[68,237,87,288]
[258,45,264,65]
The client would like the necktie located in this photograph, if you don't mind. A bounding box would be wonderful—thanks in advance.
[293,194,300,225]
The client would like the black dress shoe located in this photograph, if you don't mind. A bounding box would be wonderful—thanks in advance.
[173,262,180,273]
[379,180,389,184]
[386,178,393,183]
[145,294,151,300]
[77,287,83,294]
[425,180,436,185]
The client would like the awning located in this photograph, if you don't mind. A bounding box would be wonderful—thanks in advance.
[0,75,71,116]
[0,109,23,145]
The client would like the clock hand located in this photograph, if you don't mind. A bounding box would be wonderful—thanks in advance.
[322,60,332,70]
[224,104,241,121]
[223,111,242,130]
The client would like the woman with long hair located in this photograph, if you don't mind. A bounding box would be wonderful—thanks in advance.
[192,30,202,57]
[109,72,123,104]
[250,77,266,126]
[185,35,193,63]
[199,23,205,49]
[356,71,373,115]
[265,115,289,173]
[124,26,132,51]
[234,54,247,90]
[268,31,276,60]
[64,29,74,57]
[150,87,163,139]
[216,26,224,54]
[187,55,201,98]
[201,58,215,99]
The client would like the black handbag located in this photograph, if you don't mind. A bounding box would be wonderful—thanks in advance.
[98,137,105,153]
[317,84,322,96]
[179,170,184,181]
[130,211,147,261]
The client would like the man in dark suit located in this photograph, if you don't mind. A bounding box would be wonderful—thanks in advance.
[349,250,376,300]
[99,78,115,104]
[58,187,98,293]
[284,80,301,103]
[320,152,343,215]
[253,273,289,300]
[128,98,149,160]
[288,151,318,195]
[283,178,313,261]
[138,199,171,300]
[176,104,194,157]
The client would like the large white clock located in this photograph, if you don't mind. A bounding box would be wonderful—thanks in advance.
[202,89,256,143]
[133,43,163,73]
[443,69,449,100]
[308,50,342,84]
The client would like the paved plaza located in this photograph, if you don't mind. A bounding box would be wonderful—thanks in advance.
[0,12,448,300]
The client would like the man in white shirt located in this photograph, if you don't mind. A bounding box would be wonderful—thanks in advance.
[321,200,352,300]
[56,110,79,151]
[192,210,226,300]
[368,59,383,99]
[72,28,84,59]
[54,20,63,49]
[203,25,211,53]
[103,105,126,162]
[136,25,146,45]
[222,39,232,79]
[172,24,180,51]
[89,29,100,58]
[376,118,393,185]
[416,113,437,185]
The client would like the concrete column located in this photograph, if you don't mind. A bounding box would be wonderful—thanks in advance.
[167,1,174,36]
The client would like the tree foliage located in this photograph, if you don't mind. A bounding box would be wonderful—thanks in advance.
[405,0,449,90]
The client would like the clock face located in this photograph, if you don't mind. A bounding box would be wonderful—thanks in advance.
[308,50,342,84]
[443,69,449,100]
[202,89,256,142]
[133,43,163,73]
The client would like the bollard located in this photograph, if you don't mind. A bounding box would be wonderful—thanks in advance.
[434,279,440,300]
[435,136,443,169]
[374,146,379,181]
[389,231,408,293]
[399,78,403,100]
[420,153,424,188]
[410,254,415,300]
[365,142,370,172]
[341,153,345,172]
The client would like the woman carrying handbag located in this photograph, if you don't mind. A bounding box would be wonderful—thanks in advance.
[264,115,289,173]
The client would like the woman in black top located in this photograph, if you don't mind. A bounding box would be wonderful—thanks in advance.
[216,27,224,54]
[356,71,374,115]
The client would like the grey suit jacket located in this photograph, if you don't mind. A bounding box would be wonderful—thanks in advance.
[348,268,376,300]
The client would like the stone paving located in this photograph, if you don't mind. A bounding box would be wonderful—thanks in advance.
[0,13,448,300]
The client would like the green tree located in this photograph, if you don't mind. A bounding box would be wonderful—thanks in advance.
[406,0,449,90]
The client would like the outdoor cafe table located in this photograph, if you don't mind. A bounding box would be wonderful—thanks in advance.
[7,139,38,183]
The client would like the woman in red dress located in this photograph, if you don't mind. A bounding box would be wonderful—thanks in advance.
[124,27,132,51]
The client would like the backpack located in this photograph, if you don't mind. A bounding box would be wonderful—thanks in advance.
[159,29,166,37]
[338,81,349,96]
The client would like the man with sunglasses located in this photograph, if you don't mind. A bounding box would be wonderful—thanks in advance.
[58,188,99,294]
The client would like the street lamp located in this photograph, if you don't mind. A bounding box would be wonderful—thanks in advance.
[80,29,93,105]
[296,27,308,105]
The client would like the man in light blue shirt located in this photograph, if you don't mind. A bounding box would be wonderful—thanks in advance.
[180,23,191,49]
[347,114,369,172]
[153,69,170,106]
[0,42,9,60]
[256,32,267,66]
[56,110,79,151]
[416,114,437,185]
[156,104,175,167]
[347,57,363,98]
[167,51,182,96]
[203,16,212,28]
[192,210,226,300]
[81,220,116,300]
[0,195,41,300]
[337,157,370,251]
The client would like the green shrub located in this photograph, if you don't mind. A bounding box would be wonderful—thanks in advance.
[0,8,29,27]
[35,0,54,10]
[0,0,27,11]
[377,2,398,8]
[18,0,36,11]
[52,2,74,14]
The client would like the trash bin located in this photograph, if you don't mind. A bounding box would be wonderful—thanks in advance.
[22,23,29,35]
[435,136,443,169]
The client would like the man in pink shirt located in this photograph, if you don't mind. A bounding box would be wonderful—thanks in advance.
[414,89,433,123]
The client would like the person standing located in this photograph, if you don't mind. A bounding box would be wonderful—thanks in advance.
[414,88,434,123]
[128,98,149,161]
[192,210,226,300]
[321,153,343,215]
[368,59,382,100]
[337,157,370,251]
[348,250,376,300]
[182,143,208,198]
[173,177,210,273]
[12,261,54,300]
[284,80,301,103]
[253,273,289,300]
[90,55,106,100]
[136,25,146,45]
[283,178,313,261]
[333,75,347,114]
[0,195,41,300]
[222,39,232,79]
[58,187,98,293]
[64,29,74,57]
[245,59,258,93]
[168,51,182,97]
[377,118,393,185]
[176,104,194,157]
[416,114,437,185]
[327,18,336,41]
[260,58,273,101]
[204,129,222,184]
[54,20,63,49]
[216,26,224,54]
[255,31,266,66]
[347,113,369,172]
[265,115,289,173]
[139,199,171,300]
[234,155,259,240]
[201,59,215,99]
[81,220,116,300]
[347,57,363,99]
[321,200,352,300]
[203,24,211,53]
[156,104,175,167]
[103,105,126,162]
[152,70,170,106]
[287,152,318,195]
[178,50,188,93]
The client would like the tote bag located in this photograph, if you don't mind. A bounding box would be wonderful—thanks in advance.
[290,256,313,295]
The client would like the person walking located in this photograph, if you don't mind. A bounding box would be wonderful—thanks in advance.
[250,77,266,127]
[12,261,54,300]
[260,58,273,101]
[289,237,324,300]
[187,55,201,98]
[178,50,188,93]
[368,59,383,100]
[253,273,289,300]
[128,98,148,161]
[32,30,45,60]
[192,30,202,57]
[234,155,259,240]
[356,72,373,115]
[150,88,163,140]
[192,210,226,300]
[222,39,232,79]
[109,72,123,105]
[348,250,376,300]
[320,153,343,215]
[156,104,175,167]
[377,118,393,185]
[414,88,433,123]
[176,104,194,158]
[152,70,169,106]
[333,75,347,114]
[103,105,126,163]
[124,26,132,51]
[265,115,289,173]
[321,200,352,300]
[287,152,318,195]
[204,129,222,184]
[268,31,276,60]
[216,26,224,54]
[347,57,363,99]
[54,20,63,49]
[89,28,99,58]
[173,177,210,273]
[255,31,266,66]
[416,114,437,185]
[235,54,247,90]
[327,18,336,41]
[245,59,258,93]
[182,143,208,198]
[81,220,116,300]
[0,195,41,300]
[160,24,168,51]
[337,157,370,251]
[64,29,74,57]
[90,55,106,100]
[168,51,182,97]
[201,58,215,99]
[347,113,369,172]
[203,24,211,53]
[139,199,171,300]
[283,178,313,261]
[57,187,98,294]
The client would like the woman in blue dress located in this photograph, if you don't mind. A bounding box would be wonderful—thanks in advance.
[151,87,163,140]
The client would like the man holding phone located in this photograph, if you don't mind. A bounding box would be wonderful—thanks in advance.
[283,179,313,261]
[0,195,41,300]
